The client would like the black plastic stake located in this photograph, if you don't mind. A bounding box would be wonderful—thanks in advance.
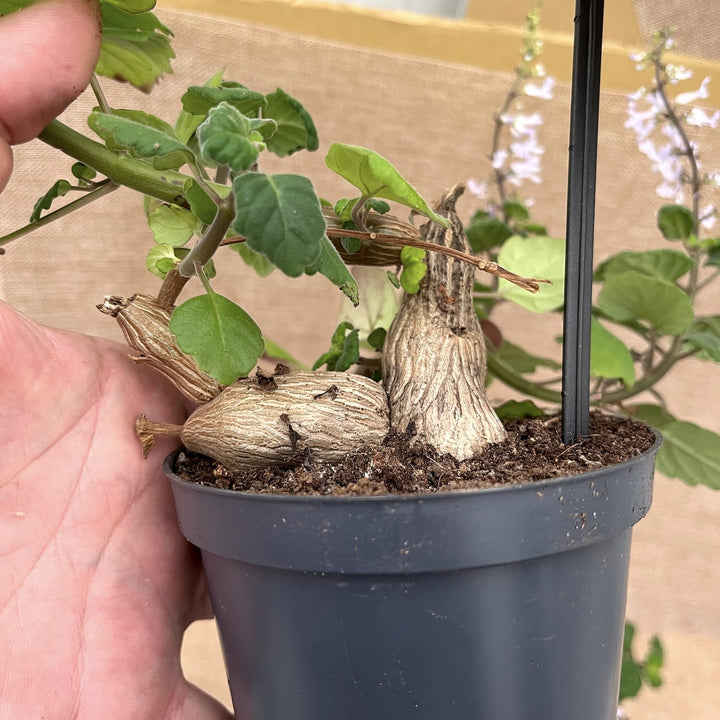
[562,0,605,444]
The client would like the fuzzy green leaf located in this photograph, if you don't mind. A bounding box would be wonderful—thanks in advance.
[305,237,360,305]
[466,214,513,253]
[88,110,192,170]
[96,3,174,91]
[655,421,720,489]
[624,404,676,429]
[0,1,33,16]
[313,322,359,372]
[230,243,276,277]
[181,84,266,117]
[196,102,259,172]
[231,173,326,277]
[30,180,73,222]
[491,340,561,374]
[325,143,449,227]
[594,249,694,283]
[169,291,264,385]
[590,318,635,387]
[497,236,565,312]
[147,204,199,247]
[263,88,319,157]
[657,204,694,240]
[597,271,694,335]
[399,246,427,294]
[104,0,157,11]
[146,244,187,279]
[494,399,545,422]
[684,331,720,361]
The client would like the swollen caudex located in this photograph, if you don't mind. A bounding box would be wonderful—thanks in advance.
[137,371,390,470]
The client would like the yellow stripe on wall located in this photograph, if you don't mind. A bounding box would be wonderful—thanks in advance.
[160,0,720,106]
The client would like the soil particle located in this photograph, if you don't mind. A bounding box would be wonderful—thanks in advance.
[172,412,656,496]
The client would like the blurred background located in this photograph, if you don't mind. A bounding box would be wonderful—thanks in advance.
[1,0,718,716]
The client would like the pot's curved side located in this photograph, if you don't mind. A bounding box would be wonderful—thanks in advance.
[167,431,660,720]
[166,430,659,573]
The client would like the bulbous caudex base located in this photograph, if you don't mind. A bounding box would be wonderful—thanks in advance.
[382,184,507,460]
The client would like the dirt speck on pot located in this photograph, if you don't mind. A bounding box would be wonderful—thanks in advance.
[172,412,656,496]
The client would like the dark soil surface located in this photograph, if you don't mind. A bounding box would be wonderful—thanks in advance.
[172,412,657,496]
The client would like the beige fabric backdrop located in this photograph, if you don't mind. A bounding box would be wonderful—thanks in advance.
[1,7,718,718]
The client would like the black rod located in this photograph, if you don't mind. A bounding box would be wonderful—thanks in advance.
[562,0,605,444]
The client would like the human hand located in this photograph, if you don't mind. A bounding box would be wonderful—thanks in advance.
[0,3,233,718]
[0,304,233,719]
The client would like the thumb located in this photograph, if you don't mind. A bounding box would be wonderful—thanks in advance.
[0,0,102,192]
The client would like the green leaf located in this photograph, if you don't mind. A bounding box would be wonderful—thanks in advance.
[169,291,264,385]
[623,404,676,429]
[684,331,720,361]
[367,327,387,351]
[465,214,513,253]
[30,180,73,222]
[305,237,360,305]
[399,246,427,294]
[104,0,157,11]
[147,204,199,247]
[146,244,187,279]
[497,236,565,312]
[707,244,720,268]
[96,3,174,92]
[655,421,720,488]
[263,88,319,157]
[196,102,259,172]
[645,636,664,688]
[325,143,449,227]
[0,1,33,16]
[263,339,308,370]
[231,173,326,277]
[71,163,97,183]
[590,317,635,387]
[594,249,694,283]
[181,84,266,117]
[386,271,401,289]
[684,316,720,361]
[597,271,694,335]
[230,243,276,277]
[593,249,695,282]
[88,110,192,170]
[619,623,644,701]
[657,204,694,240]
[491,340,561,374]
[185,179,218,225]
[494,399,545,422]
[503,200,530,222]
[174,69,225,143]
[313,322,360,372]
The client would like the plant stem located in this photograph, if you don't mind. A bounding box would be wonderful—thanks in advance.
[0,180,119,250]
[90,75,112,114]
[39,120,193,208]
[176,193,235,277]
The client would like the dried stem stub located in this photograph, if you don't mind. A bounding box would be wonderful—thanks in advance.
[382,184,507,460]
[98,293,222,403]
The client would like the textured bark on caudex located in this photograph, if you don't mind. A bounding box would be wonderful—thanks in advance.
[383,184,507,460]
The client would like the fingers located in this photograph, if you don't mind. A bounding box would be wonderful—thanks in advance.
[0,0,102,191]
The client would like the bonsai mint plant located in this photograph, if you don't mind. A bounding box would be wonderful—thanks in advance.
[0,2,712,719]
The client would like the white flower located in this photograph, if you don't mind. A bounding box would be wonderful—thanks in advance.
[524,76,555,100]
[675,77,711,105]
[466,178,489,199]
[617,707,628,720]
[700,204,717,230]
[666,63,693,83]
[491,149,509,170]
[686,107,720,128]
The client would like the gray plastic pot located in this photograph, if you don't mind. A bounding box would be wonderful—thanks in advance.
[166,430,660,720]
